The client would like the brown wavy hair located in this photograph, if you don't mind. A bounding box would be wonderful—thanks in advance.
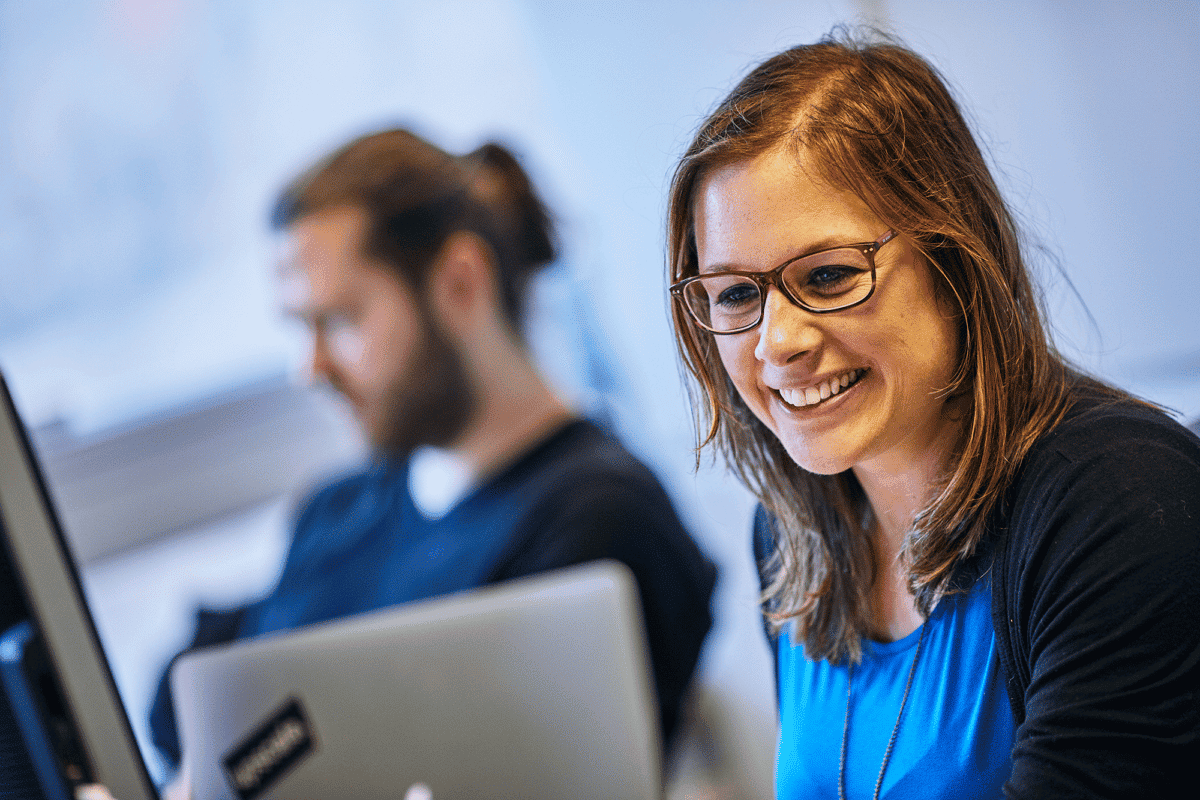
[668,30,1118,662]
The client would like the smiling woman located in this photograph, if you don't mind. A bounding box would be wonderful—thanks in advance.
[695,152,962,486]
[668,28,1200,799]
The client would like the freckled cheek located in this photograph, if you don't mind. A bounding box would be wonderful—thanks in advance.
[715,338,768,412]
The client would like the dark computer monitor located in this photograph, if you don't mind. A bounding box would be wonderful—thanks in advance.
[1,546,46,800]
[0,371,158,800]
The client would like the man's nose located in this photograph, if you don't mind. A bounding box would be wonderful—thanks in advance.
[307,335,339,386]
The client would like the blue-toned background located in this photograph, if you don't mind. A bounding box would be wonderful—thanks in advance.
[2,1,1197,794]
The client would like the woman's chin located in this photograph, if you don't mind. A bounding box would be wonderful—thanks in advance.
[781,441,857,476]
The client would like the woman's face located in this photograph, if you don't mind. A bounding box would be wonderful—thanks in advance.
[693,148,962,480]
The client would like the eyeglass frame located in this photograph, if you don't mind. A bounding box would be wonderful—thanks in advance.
[670,229,897,334]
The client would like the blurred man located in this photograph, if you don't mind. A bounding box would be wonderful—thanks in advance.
[149,129,716,768]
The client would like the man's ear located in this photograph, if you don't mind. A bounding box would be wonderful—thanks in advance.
[426,231,499,328]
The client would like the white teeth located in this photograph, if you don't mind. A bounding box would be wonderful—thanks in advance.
[778,369,863,408]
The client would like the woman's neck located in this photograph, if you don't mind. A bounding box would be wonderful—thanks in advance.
[862,515,925,642]
[853,419,962,642]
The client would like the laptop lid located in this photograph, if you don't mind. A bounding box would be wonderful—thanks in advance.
[172,560,663,800]
[0,371,159,799]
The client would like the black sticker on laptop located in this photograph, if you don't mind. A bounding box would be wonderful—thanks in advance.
[222,696,317,800]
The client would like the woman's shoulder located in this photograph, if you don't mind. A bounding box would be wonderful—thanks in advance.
[990,391,1200,753]
[1000,392,1200,570]
[1046,388,1195,448]
[1012,394,1200,501]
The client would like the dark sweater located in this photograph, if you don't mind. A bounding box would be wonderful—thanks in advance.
[991,399,1200,796]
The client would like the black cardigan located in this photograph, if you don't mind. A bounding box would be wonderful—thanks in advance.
[754,398,1200,797]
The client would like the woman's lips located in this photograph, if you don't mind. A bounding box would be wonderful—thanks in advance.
[777,368,866,409]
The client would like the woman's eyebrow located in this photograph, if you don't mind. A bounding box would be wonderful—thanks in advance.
[697,234,860,275]
[698,260,741,275]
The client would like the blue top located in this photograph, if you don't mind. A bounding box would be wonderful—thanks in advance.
[775,577,1015,799]
[241,455,529,635]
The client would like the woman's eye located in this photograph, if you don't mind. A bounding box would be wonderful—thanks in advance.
[805,265,861,295]
[714,281,760,308]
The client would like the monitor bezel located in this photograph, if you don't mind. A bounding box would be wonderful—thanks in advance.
[0,371,158,799]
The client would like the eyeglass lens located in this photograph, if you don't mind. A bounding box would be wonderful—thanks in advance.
[682,246,874,332]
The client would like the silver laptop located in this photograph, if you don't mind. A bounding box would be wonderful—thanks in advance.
[171,560,663,800]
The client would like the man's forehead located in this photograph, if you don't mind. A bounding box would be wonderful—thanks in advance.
[273,228,315,313]
[277,260,314,313]
[272,205,416,316]
[273,207,365,313]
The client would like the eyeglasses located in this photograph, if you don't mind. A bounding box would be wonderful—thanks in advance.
[671,230,897,334]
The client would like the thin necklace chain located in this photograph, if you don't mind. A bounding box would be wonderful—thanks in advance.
[838,621,928,800]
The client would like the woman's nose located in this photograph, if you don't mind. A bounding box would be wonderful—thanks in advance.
[753,286,821,365]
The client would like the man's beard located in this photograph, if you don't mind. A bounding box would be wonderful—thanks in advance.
[371,316,477,460]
